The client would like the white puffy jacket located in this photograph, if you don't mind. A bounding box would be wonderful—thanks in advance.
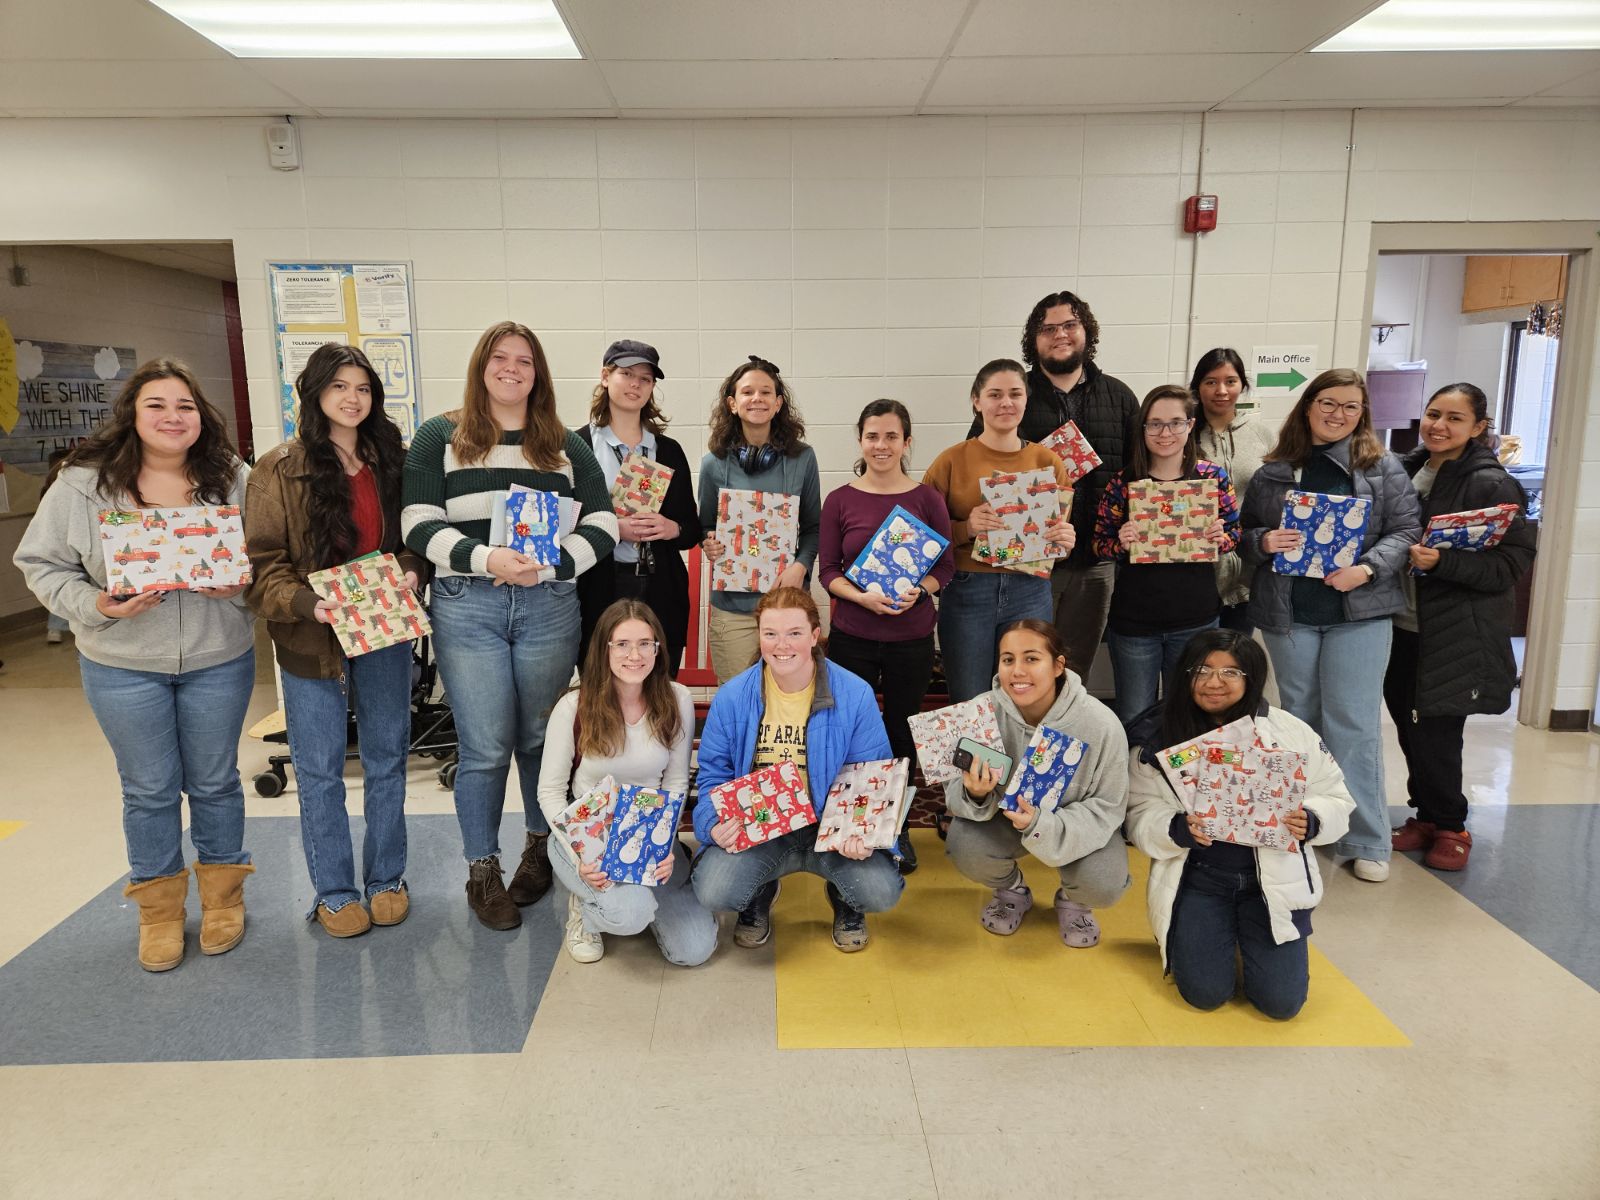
[1125,706,1355,967]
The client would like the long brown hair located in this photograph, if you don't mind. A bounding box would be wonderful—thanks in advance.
[707,356,807,458]
[589,369,669,435]
[63,358,240,506]
[572,601,683,760]
[1265,368,1385,471]
[1127,384,1200,481]
[755,586,825,666]
[449,321,567,470]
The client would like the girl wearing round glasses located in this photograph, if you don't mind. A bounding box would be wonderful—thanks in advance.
[1125,629,1354,1018]
[1092,384,1239,724]
[536,600,716,965]
[1384,383,1534,871]
[1190,348,1278,633]
[691,587,902,954]
[1238,368,1420,884]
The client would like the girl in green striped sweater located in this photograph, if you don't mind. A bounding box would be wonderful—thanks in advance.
[402,321,618,931]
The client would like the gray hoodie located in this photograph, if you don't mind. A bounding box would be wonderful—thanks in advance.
[13,463,255,674]
[943,669,1129,867]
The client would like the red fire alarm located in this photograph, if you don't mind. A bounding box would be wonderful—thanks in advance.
[1184,194,1218,233]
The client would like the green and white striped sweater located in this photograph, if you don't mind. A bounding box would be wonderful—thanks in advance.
[401,416,618,581]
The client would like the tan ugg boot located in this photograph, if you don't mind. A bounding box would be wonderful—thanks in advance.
[123,870,190,972]
[193,862,255,955]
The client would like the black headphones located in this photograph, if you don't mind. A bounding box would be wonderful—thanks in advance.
[735,442,782,474]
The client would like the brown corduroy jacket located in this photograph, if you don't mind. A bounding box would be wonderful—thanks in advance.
[245,440,428,680]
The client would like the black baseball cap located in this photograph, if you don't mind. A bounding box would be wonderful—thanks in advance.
[602,339,664,380]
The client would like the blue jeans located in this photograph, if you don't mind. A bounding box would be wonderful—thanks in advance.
[46,611,69,634]
[280,642,413,914]
[1168,858,1308,1020]
[78,648,255,883]
[1262,619,1392,863]
[429,575,579,861]
[937,569,1053,702]
[551,837,716,967]
[692,826,905,915]
[1105,619,1219,725]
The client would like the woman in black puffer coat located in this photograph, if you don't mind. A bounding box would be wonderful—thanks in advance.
[1384,382,1535,872]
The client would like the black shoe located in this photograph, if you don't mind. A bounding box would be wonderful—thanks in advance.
[508,831,552,906]
[466,856,522,930]
[826,883,869,953]
[733,879,779,949]
[936,811,952,841]
[896,828,918,875]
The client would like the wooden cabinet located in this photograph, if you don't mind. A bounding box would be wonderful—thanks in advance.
[1462,255,1567,313]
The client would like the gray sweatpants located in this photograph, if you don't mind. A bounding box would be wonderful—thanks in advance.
[946,814,1130,910]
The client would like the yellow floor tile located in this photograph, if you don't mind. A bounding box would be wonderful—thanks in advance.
[774,830,1409,1049]
[0,822,22,844]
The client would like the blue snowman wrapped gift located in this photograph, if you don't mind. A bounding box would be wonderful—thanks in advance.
[599,784,686,886]
[844,505,950,601]
[1272,489,1371,579]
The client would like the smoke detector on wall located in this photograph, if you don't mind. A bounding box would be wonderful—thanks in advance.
[265,120,300,171]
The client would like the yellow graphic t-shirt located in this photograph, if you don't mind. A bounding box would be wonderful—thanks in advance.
[751,670,814,786]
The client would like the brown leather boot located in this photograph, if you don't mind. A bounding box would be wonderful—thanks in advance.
[467,856,522,930]
[507,831,552,906]
[193,861,255,955]
[124,869,190,972]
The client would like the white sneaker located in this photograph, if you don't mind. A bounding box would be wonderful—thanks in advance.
[564,891,603,963]
[45,629,63,644]
[1352,858,1390,883]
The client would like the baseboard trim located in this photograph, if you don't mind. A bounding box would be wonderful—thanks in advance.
[1548,709,1593,733]
[0,606,45,636]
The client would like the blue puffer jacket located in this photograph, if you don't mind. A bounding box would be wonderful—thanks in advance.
[1238,436,1421,632]
[691,658,892,846]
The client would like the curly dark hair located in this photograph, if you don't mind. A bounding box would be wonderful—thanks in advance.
[706,356,807,458]
[294,343,406,571]
[1020,291,1101,369]
[64,358,241,505]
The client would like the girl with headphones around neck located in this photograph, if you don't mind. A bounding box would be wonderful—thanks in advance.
[697,357,821,684]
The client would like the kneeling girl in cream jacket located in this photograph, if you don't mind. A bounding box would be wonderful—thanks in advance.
[1125,628,1354,1019]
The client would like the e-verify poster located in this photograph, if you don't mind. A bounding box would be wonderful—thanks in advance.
[0,330,136,474]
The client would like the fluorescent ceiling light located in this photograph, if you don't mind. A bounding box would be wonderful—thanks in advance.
[149,0,582,59]
[1315,0,1600,51]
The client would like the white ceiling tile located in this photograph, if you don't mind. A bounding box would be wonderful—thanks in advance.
[1227,49,1600,104]
[247,60,615,113]
[954,0,1375,57]
[0,0,226,60]
[925,55,1285,108]
[600,58,936,110]
[562,0,968,59]
[0,60,302,114]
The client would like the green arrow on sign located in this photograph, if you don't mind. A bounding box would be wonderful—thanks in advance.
[1258,367,1307,389]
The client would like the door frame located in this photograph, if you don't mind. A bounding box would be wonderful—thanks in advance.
[1364,221,1598,730]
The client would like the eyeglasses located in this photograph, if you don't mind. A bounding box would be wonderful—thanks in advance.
[1190,665,1247,681]
[1312,398,1364,417]
[1145,419,1194,433]
[608,639,659,656]
[1039,320,1083,338]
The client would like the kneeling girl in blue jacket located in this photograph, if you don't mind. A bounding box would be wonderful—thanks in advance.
[691,587,903,953]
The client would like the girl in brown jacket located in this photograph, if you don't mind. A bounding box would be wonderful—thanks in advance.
[246,344,426,938]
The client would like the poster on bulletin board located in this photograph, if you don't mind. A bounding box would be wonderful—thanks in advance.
[267,262,421,442]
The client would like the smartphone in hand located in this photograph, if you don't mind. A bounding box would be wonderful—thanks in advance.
[952,737,1014,789]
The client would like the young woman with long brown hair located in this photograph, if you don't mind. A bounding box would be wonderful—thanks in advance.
[1238,368,1420,884]
[535,600,716,965]
[246,343,426,938]
[15,359,256,971]
[697,356,821,683]
[402,321,618,930]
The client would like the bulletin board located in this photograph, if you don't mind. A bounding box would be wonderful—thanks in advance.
[267,262,421,442]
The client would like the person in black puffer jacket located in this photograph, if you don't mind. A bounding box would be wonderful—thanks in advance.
[1384,382,1535,872]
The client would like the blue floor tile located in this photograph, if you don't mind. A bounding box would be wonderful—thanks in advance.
[0,815,561,1065]
[1391,803,1600,992]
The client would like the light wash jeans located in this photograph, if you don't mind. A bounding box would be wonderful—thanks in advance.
[937,569,1053,703]
[1105,619,1219,725]
[429,575,579,861]
[46,611,70,635]
[280,641,412,915]
[78,648,255,883]
[551,837,717,967]
[692,826,905,915]
[1261,619,1393,863]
